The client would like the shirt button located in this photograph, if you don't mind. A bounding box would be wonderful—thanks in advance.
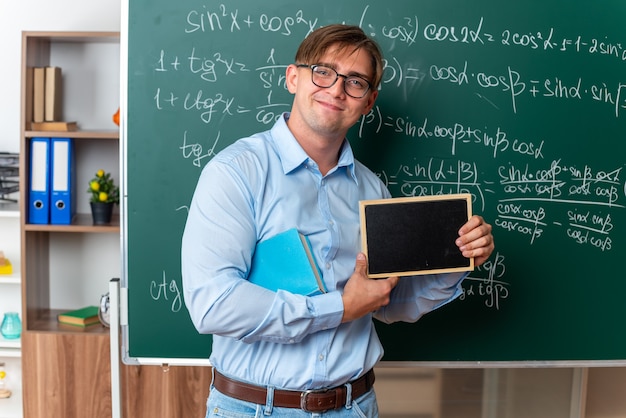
[318,354,324,361]
[325,262,331,270]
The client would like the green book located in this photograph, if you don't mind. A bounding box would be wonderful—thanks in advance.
[57,305,100,327]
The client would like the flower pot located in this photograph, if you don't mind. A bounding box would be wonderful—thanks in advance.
[90,201,114,225]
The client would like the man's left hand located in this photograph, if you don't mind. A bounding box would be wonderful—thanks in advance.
[456,215,494,267]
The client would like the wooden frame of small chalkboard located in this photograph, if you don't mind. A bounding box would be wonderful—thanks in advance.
[359,194,474,278]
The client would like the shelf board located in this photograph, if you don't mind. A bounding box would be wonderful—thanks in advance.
[25,129,119,139]
[0,276,20,285]
[24,213,120,233]
[0,336,21,355]
[0,202,19,216]
[24,31,119,42]
[27,309,109,335]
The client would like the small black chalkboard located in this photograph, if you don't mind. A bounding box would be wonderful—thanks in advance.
[359,194,473,278]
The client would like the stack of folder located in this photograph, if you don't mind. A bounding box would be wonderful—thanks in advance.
[28,137,76,225]
[0,152,19,202]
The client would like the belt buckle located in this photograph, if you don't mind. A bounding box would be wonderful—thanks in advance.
[300,388,330,412]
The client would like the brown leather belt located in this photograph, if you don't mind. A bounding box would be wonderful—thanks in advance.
[212,369,375,412]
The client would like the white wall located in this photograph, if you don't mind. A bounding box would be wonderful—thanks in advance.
[0,0,122,153]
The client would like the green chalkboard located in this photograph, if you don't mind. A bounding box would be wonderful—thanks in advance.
[123,0,626,364]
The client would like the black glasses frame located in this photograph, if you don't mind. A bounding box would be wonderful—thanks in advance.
[296,64,372,99]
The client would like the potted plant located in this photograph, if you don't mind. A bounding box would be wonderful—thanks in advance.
[87,169,119,225]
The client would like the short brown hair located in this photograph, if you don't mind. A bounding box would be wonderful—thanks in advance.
[294,24,384,89]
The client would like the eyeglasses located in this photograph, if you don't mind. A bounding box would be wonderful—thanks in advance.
[296,64,372,99]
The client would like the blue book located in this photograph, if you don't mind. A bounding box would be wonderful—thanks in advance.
[248,229,326,296]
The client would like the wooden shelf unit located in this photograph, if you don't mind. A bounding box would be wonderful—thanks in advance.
[19,31,121,418]
[20,31,120,333]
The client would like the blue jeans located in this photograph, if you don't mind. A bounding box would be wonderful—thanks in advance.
[205,385,379,417]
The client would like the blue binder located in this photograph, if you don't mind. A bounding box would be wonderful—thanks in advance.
[28,137,50,224]
[50,137,75,224]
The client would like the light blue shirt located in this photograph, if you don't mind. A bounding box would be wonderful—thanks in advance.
[181,113,466,390]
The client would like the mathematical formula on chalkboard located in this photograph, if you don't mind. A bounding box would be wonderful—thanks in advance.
[124,0,626,363]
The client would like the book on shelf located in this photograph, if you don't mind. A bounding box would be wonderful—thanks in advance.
[248,228,326,296]
[30,121,77,132]
[57,305,101,327]
[25,67,34,124]
[44,66,63,122]
[33,67,45,123]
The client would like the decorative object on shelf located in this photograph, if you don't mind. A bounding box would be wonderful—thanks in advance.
[87,169,119,225]
[99,292,111,327]
[0,312,21,340]
[0,362,11,399]
[0,251,12,275]
[113,107,120,126]
[90,201,114,225]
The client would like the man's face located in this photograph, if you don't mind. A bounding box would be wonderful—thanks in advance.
[286,45,378,141]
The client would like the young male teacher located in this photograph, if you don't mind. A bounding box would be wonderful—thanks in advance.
[182,24,495,417]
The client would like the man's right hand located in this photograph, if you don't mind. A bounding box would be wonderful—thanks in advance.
[341,253,399,323]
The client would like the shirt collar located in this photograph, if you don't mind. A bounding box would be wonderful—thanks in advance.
[271,113,358,184]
